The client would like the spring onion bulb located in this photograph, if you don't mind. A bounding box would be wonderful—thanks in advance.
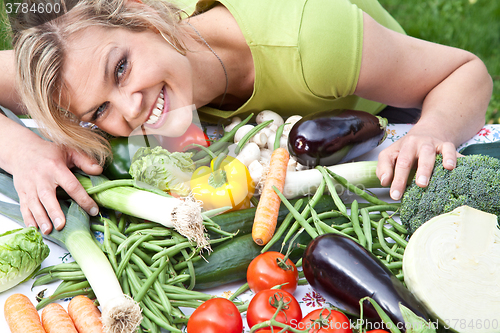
[403,205,500,333]
[62,202,142,333]
[76,174,209,249]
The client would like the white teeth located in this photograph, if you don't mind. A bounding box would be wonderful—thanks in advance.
[146,92,165,125]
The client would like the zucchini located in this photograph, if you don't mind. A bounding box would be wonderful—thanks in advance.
[208,195,336,238]
[188,231,312,290]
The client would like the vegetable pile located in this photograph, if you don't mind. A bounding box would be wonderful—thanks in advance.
[4,108,500,333]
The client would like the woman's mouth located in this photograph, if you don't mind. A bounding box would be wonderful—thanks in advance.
[145,87,169,127]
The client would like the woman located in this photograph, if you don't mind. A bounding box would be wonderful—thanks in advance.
[0,0,492,234]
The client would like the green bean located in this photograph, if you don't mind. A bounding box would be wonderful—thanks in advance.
[32,271,86,286]
[273,123,286,151]
[116,233,152,278]
[309,207,324,236]
[350,200,366,247]
[234,119,273,155]
[262,198,304,253]
[151,241,193,261]
[282,179,326,247]
[341,227,356,236]
[370,220,408,248]
[134,258,170,302]
[317,166,348,215]
[332,221,353,230]
[192,113,254,161]
[273,186,319,239]
[364,204,401,213]
[91,223,126,241]
[376,218,404,260]
[124,222,159,234]
[381,211,408,234]
[140,315,159,333]
[117,214,127,233]
[103,218,119,272]
[386,243,399,263]
[325,168,387,205]
[360,208,373,252]
[36,287,94,310]
[35,262,82,276]
[148,239,179,247]
[316,221,360,244]
[52,280,90,297]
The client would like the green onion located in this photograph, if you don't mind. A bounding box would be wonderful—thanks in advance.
[76,173,209,249]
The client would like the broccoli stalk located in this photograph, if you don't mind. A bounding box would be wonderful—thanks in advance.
[400,154,500,234]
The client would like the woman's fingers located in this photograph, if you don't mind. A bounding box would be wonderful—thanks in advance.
[377,133,459,202]
[57,168,99,218]
[69,150,103,176]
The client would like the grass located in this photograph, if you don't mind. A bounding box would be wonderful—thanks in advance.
[379,0,500,124]
[1,0,499,122]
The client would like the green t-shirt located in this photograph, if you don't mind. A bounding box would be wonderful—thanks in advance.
[180,0,405,122]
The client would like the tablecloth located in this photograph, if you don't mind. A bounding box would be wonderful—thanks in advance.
[0,123,499,332]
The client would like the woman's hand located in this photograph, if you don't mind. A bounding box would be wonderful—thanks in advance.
[376,125,459,201]
[0,117,102,234]
[12,139,103,234]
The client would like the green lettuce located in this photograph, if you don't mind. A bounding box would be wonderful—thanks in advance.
[0,227,50,292]
[129,146,195,196]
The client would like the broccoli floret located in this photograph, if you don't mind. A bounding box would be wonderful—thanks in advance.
[400,154,500,234]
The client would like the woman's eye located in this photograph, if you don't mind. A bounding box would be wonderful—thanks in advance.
[93,102,109,121]
[115,58,128,82]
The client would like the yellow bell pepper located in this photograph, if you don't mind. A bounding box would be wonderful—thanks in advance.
[190,155,255,211]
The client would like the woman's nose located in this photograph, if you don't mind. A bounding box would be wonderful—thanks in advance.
[115,91,142,122]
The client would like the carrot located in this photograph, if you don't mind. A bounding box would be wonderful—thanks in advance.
[4,293,46,333]
[252,147,290,246]
[67,295,104,333]
[41,303,78,333]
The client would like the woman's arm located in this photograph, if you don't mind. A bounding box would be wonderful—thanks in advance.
[0,113,103,234]
[0,50,102,233]
[355,13,493,200]
[0,50,24,114]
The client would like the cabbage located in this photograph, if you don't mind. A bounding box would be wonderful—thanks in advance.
[403,205,500,333]
[128,146,195,196]
[0,227,50,292]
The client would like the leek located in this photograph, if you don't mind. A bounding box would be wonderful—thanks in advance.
[0,172,141,333]
[75,173,208,249]
[282,161,383,199]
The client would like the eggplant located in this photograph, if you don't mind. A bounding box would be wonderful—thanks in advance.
[302,233,429,329]
[288,109,387,167]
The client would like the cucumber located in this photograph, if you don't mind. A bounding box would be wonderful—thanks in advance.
[188,231,312,290]
[207,195,336,238]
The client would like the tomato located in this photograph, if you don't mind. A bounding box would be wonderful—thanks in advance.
[247,251,299,294]
[246,289,302,331]
[187,298,242,333]
[158,123,210,152]
[296,308,352,333]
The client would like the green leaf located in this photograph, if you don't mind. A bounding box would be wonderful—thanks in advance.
[400,304,437,333]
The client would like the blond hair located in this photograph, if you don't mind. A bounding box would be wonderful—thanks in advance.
[13,0,187,165]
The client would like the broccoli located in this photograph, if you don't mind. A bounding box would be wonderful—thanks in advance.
[400,154,500,234]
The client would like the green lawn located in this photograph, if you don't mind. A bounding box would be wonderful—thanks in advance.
[379,0,500,124]
[1,0,499,123]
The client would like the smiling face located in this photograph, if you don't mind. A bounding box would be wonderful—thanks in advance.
[60,25,194,138]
